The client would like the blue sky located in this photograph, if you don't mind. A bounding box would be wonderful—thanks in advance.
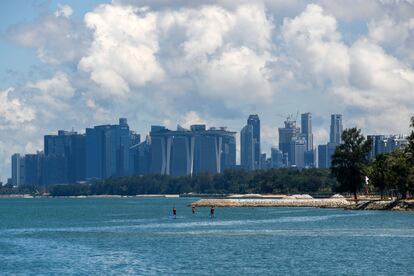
[0,0,413,180]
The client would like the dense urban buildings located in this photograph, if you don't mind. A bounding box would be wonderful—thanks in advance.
[9,114,409,186]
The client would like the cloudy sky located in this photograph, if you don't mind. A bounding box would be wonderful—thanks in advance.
[0,0,414,180]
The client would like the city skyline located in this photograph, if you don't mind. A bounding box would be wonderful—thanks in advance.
[1,0,414,181]
[8,112,411,185]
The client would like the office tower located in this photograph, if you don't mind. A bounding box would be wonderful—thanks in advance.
[271,147,283,168]
[247,114,261,169]
[301,113,313,151]
[278,118,300,166]
[112,118,131,177]
[25,153,43,185]
[11,154,22,186]
[260,153,267,169]
[44,130,85,184]
[241,124,254,170]
[221,132,236,172]
[129,137,151,176]
[290,137,306,168]
[304,150,315,167]
[318,145,328,169]
[330,114,343,145]
[86,119,131,179]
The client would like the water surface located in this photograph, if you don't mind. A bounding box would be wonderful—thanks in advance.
[0,198,413,275]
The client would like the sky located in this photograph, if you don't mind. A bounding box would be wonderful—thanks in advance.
[0,0,414,180]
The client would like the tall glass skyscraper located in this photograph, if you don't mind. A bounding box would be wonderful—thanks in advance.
[247,114,261,169]
[330,114,343,145]
[241,124,254,170]
[301,113,313,151]
[278,118,300,166]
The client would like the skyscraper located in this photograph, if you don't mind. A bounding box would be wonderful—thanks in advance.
[150,124,236,175]
[278,118,300,166]
[247,114,261,169]
[11,154,22,186]
[330,114,343,145]
[240,124,254,170]
[271,148,283,168]
[318,145,328,169]
[301,113,313,151]
[85,118,131,179]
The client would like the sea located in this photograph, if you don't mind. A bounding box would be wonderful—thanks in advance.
[0,197,413,275]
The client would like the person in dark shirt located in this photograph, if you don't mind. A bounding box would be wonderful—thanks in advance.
[172,207,177,219]
[210,206,215,218]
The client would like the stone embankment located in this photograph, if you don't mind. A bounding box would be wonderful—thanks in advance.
[346,199,414,211]
[192,195,414,211]
[192,197,351,208]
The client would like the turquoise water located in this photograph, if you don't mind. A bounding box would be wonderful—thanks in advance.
[0,198,413,275]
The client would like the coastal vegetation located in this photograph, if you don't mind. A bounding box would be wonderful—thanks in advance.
[332,117,414,200]
[48,168,338,197]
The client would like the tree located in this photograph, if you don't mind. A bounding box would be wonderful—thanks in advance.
[385,150,411,199]
[368,154,388,199]
[331,128,372,200]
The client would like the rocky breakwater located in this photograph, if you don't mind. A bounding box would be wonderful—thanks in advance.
[192,194,351,208]
[347,199,414,211]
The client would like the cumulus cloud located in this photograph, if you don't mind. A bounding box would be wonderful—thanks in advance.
[0,88,36,125]
[78,5,164,96]
[1,0,414,178]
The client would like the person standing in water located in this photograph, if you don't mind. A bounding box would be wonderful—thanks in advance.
[192,206,196,214]
[172,207,177,219]
[210,206,215,218]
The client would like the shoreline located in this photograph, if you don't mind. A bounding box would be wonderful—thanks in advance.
[191,198,414,211]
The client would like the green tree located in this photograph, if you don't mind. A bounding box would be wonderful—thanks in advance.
[331,128,372,200]
[385,150,411,199]
[368,154,388,199]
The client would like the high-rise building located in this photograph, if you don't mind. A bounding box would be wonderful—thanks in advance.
[318,145,328,169]
[11,154,22,186]
[367,134,408,160]
[241,124,254,170]
[247,114,261,169]
[271,148,284,168]
[150,124,236,175]
[44,130,85,184]
[85,118,131,180]
[129,137,151,176]
[25,152,43,185]
[290,137,306,168]
[330,114,343,145]
[221,132,236,172]
[301,113,313,151]
[278,118,300,166]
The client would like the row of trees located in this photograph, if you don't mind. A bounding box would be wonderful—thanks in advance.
[332,117,414,199]
[49,168,338,196]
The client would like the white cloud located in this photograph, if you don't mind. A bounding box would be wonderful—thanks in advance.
[2,0,414,178]
[282,4,349,86]
[78,4,164,96]
[0,88,36,125]
[55,4,73,18]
